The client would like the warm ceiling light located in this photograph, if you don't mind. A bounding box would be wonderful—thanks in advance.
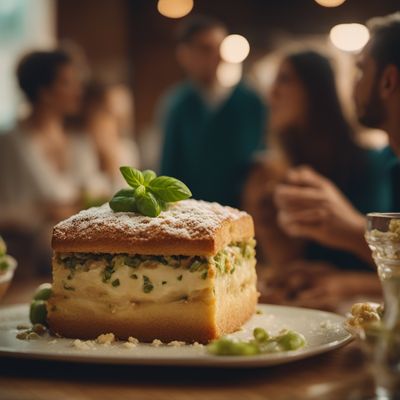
[217,62,242,88]
[329,23,370,52]
[157,0,194,19]
[314,0,346,7]
[220,34,250,64]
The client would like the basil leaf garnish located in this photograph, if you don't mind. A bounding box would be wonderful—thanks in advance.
[109,189,137,212]
[136,191,161,217]
[148,176,192,202]
[142,169,157,185]
[120,166,144,189]
[109,168,192,217]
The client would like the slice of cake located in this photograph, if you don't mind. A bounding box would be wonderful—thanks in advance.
[48,199,258,343]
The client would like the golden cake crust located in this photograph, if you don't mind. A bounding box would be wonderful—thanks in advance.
[52,200,254,256]
[47,284,258,343]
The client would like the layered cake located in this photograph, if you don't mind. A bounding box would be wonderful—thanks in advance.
[48,199,258,343]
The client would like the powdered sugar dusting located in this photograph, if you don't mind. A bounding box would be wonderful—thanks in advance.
[53,199,247,245]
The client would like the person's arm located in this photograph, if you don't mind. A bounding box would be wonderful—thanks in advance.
[242,160,306,265]
[87,113,121,180]
[290,270,382,311]
[274,166,373,265]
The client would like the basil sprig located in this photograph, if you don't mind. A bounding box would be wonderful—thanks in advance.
[109,167,192,217]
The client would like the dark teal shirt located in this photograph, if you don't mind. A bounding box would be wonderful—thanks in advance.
[306,146,400,269]
[160,81,266,208]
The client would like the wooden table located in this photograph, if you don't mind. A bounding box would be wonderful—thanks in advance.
[0,279,375,400]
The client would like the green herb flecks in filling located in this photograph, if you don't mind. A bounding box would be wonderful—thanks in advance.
[102,265,115,283]
[111,279,120,287]
[57,239,256,285]
[143,275,154,293]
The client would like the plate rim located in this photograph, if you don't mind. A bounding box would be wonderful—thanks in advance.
[0,303,353,368]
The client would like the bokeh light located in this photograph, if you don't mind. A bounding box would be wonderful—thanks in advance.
[157,0,194,19]
[220,34,250,64]
[314,0,346,7]
[329,23,370,52]
[217,62,242,87]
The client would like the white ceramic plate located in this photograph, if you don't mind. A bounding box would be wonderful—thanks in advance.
[0,303,352,368]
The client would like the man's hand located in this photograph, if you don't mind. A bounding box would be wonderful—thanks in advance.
[288,271,381,312]
[262,261,337,302]
[274,166,372,264]
[259,260,381,312]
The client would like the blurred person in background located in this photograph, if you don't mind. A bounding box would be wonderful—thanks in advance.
[270,13,400,310]
[244,50,399,310]
[160,15,266,208]
[81,81,140,192]
[0,50,106,275]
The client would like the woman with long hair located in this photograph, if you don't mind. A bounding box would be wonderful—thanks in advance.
[244,50,397,309]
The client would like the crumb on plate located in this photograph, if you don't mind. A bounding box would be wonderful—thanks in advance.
[167,340,186,347]
[151,339,163,347]
[128,336,139,344]
[96,333,115,345]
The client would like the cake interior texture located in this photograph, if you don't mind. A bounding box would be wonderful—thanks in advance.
[47,239,258,343]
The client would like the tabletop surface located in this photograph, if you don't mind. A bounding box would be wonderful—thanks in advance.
[0,278,374,400]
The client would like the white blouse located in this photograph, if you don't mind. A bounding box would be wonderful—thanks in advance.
[0,128,110,229]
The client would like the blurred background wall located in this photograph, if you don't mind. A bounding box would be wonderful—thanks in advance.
[57,0,400,132]
[1,0,399,281]
[1,0,399,136]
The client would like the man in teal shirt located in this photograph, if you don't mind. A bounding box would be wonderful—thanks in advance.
[160,16,266,208]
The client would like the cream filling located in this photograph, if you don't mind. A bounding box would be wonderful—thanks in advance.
[52,256,256,308]
[52,259,213,304]
[214,258,257,296]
